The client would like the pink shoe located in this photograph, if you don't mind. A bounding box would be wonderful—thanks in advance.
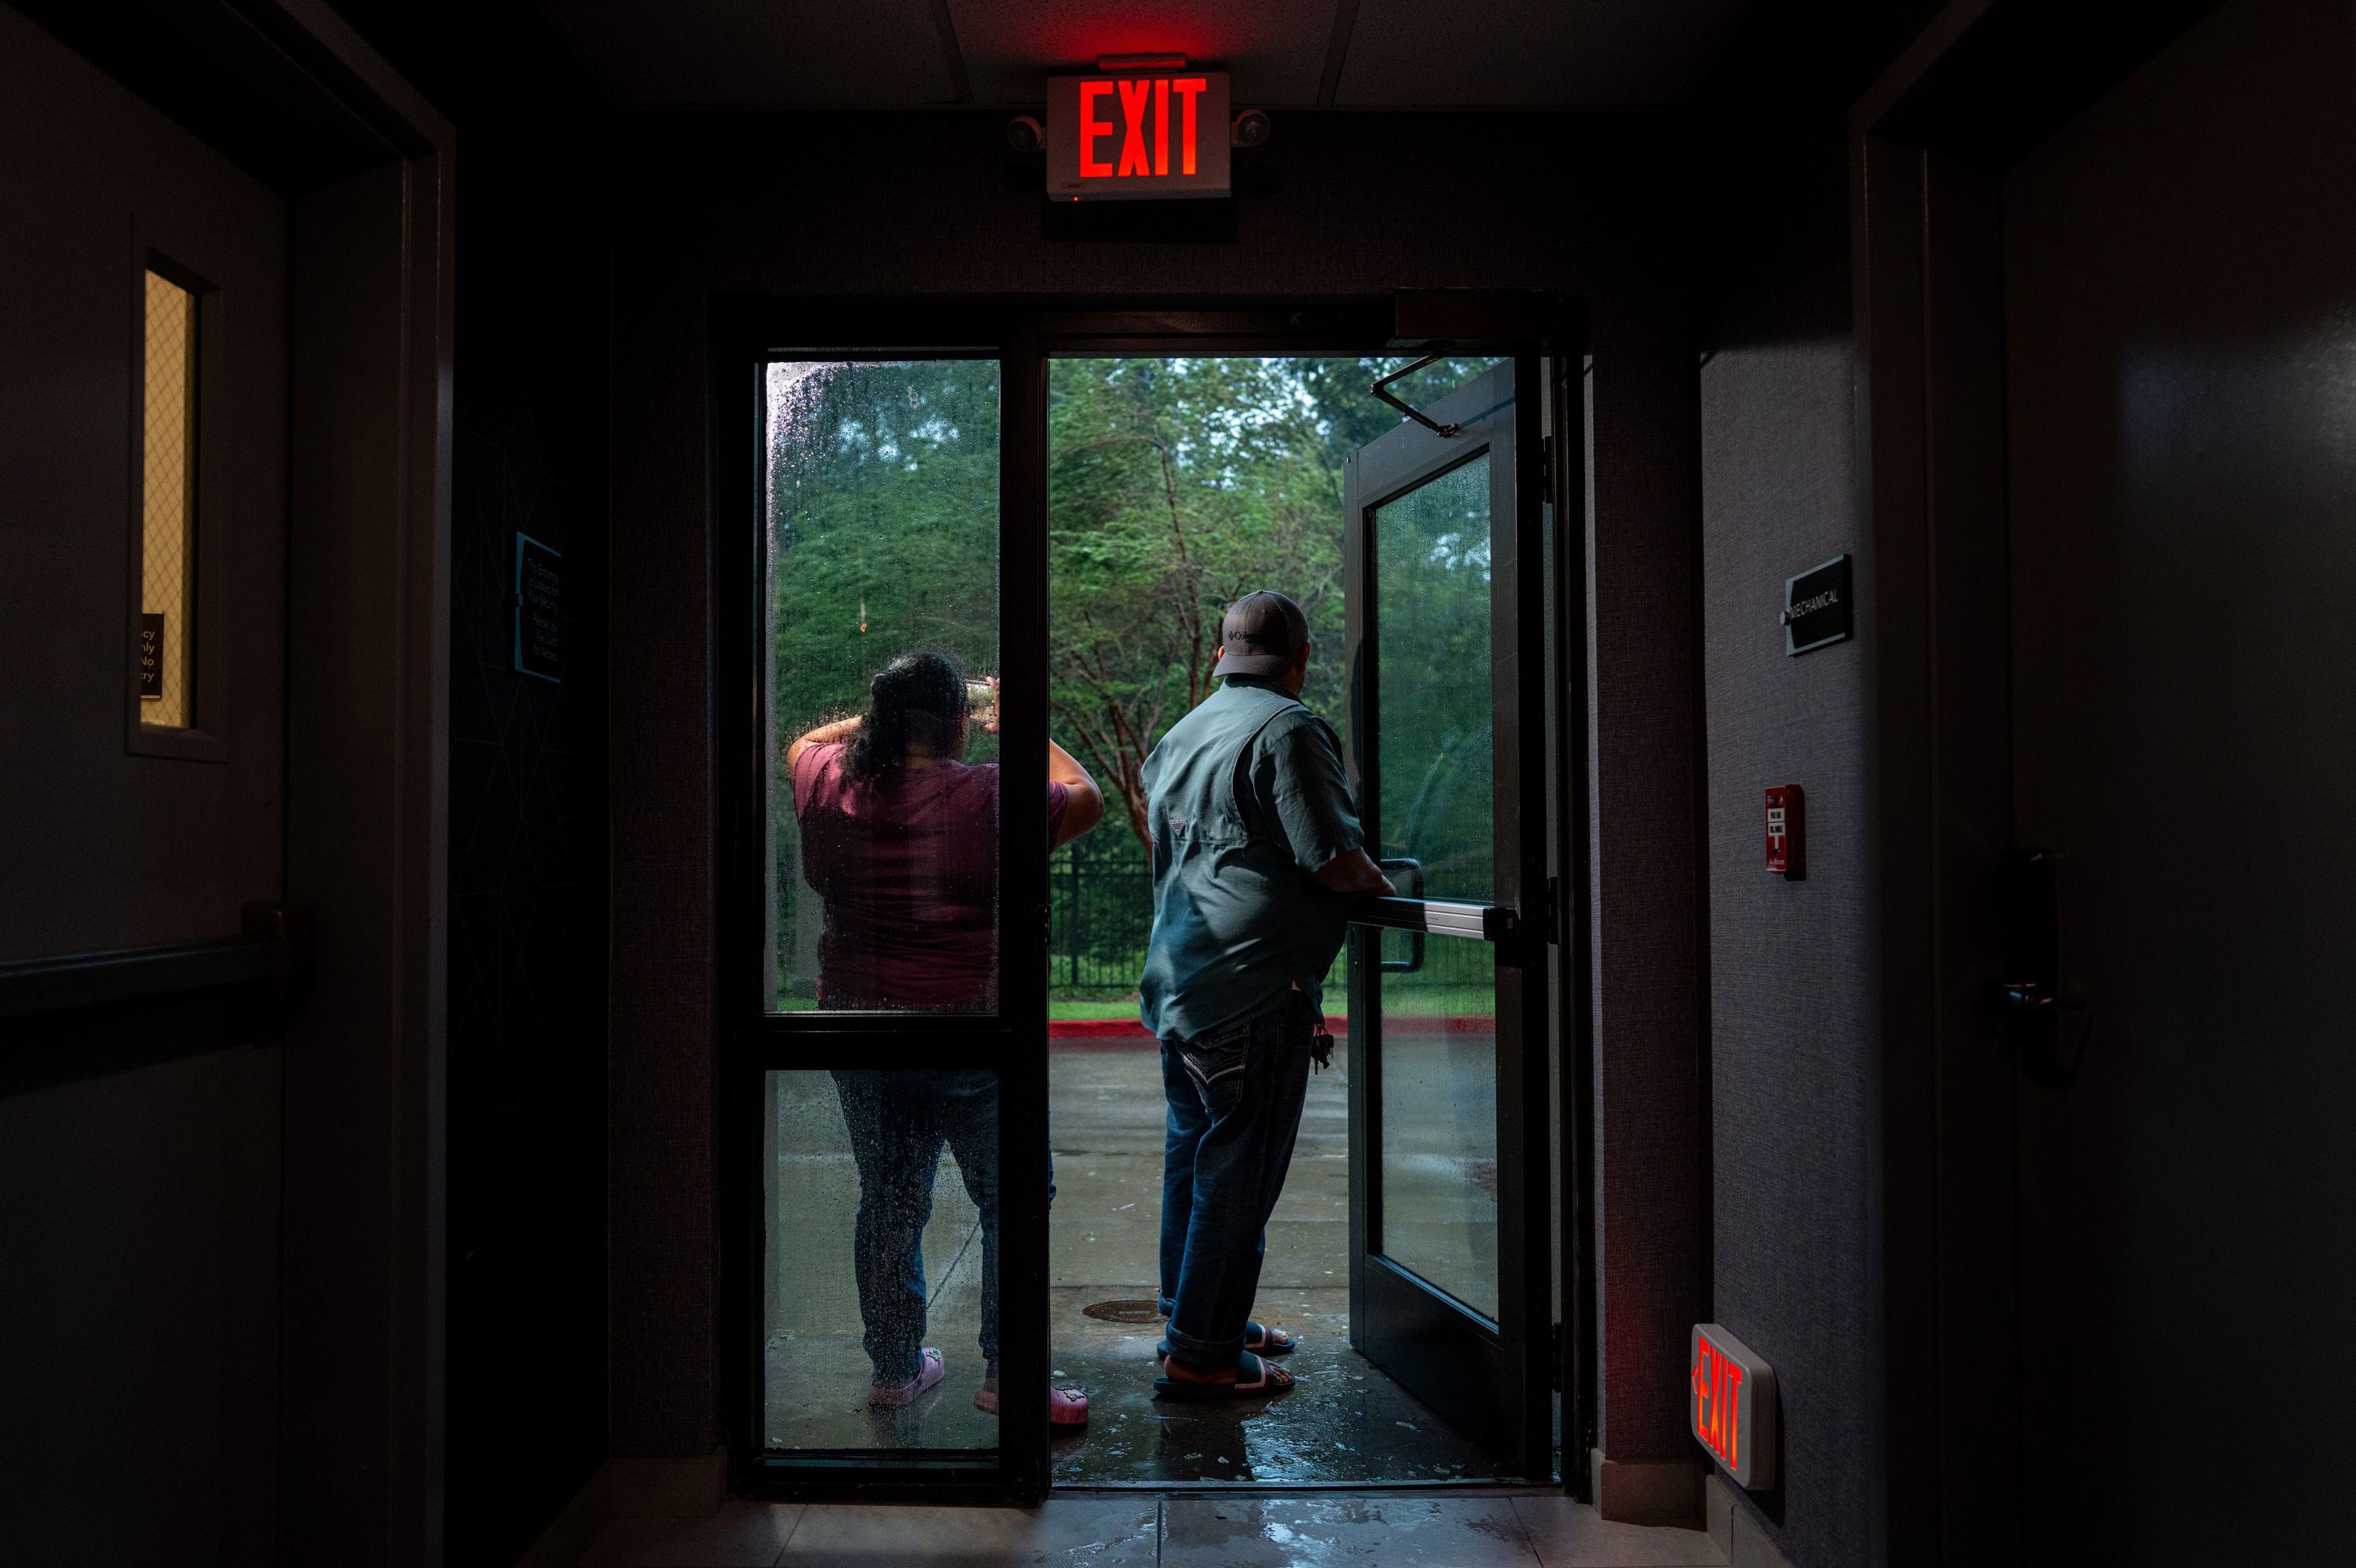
[869,1347,945,1408]
[974,1376,1091,1426]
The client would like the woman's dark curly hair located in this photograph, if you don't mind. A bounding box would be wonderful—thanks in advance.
[843,652,970,779]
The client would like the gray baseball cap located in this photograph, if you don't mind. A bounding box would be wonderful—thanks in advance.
[1213,590,1311,678]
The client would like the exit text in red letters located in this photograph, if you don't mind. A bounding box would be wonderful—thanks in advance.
[1048,71,1231,201]
[1689,1323,1778,1489]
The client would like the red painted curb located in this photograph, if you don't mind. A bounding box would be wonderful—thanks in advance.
[1047,1018,1162,1038]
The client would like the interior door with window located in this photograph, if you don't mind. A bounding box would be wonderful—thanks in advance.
[1341,359,1551,1475]
[0,8,289,1557]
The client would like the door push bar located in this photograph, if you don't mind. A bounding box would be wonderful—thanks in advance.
[0,902,312,1022]
[1349,892,1513,943]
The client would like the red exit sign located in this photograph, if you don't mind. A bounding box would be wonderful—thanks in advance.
[1046,71,1231,201]
[1691,1323,1778,1489]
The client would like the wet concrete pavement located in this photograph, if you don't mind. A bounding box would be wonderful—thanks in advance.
[764,1040,1513,1482]
[1044,1039,1501,1483]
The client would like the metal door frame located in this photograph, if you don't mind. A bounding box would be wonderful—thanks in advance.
[714,294,1591,1503]
[712,299,1055,1504]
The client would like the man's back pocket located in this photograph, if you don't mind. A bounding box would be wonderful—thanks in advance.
[1176,1020,1253,1096]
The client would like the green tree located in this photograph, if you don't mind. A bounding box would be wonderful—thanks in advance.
[1048,357,1347,846]
[761,353,1504,1000]
[766,358,1003,731]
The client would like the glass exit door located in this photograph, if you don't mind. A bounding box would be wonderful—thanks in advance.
[1341,358,1552,1475]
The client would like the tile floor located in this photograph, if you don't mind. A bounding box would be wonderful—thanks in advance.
[577,1492,1726,1567]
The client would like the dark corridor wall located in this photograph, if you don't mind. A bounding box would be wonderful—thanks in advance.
[330,4,613,1561]
[1690,3,1941,1565]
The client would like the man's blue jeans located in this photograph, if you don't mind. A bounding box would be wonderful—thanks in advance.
[1156,992,1315,1372]
[831,1069,1000,1387]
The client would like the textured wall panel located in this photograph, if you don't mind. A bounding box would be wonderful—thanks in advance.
[1696,99,1879,1568]
[1587,284,1709,1466]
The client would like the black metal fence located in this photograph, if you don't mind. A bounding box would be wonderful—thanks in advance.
[1048,836,1156,992]
[1047,836,1491,996]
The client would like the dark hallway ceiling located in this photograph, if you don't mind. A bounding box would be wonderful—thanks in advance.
[531,0,1758,111]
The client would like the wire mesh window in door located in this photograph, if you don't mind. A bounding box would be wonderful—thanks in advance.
[141,270,197,728]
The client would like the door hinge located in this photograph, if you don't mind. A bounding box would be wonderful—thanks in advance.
[1538,433,1553,495]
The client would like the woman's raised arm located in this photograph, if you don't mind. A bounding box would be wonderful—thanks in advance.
[785,715,864,801]
[1048,739,1105,850]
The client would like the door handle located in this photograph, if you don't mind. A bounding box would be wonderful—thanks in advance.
[1990,981,2086,1014]
[1377,858,1425,973]
[1990,848,2091,1085]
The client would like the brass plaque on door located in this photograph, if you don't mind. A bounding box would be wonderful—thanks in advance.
[139,612,164,700]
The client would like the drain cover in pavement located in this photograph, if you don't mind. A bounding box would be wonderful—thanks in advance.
[1081,1299,1163,1324]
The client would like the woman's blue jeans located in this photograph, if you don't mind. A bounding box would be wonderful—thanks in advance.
[831,1069,1001,1387]
[1155,992,1315,1371]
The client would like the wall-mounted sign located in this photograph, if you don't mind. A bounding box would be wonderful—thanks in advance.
[1765,784,1805,878]
[1783,553,1852,655]
[1046,70,1230,201]
[138,613,164,700]
[1692,1323,1777,1489]
[514,532,561,683]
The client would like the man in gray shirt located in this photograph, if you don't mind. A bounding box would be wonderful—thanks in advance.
[1140,590,1394,1399]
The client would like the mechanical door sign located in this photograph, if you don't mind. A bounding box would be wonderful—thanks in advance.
[1692,1323,1777,1489]
[1783,553,1852,655]
[1047,71,1230,199]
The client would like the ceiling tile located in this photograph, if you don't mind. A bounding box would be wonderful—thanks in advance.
[949,0,1333,107]
[537,0,955,106]
[1337,0,1754,108]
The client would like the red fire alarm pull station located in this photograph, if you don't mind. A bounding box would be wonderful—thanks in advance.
[1765,784,1804,877]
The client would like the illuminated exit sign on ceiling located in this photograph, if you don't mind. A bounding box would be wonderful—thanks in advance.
[1046,70,1231,200]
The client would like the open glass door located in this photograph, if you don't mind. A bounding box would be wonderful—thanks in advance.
[1342,358,1552,1476]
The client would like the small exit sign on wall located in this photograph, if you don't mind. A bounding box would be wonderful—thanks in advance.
[1692,1323,1778,1489]
[1047,70,1231,200]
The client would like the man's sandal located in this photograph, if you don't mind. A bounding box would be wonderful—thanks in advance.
[1155,1321,1294,1359]
[1152,1350,1295,1402]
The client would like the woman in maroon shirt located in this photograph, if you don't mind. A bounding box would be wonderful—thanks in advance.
[788,652,1103,1427]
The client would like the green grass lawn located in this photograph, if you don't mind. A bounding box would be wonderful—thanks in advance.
[777,992,1142,1021]
[1372,984,1498,1018]
[1048,996,1145,1022]
[777,983,1495,1022]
